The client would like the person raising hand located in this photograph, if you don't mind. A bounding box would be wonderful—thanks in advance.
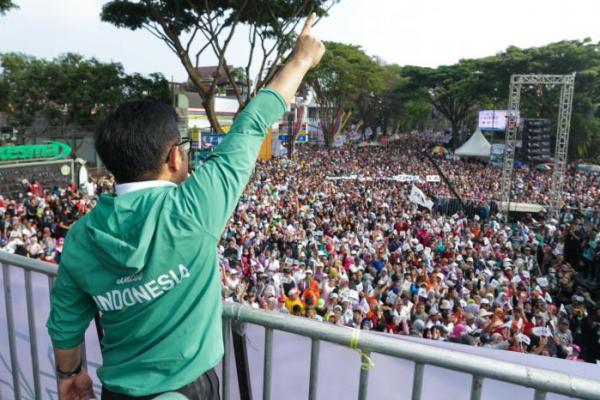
[48,12,325,400]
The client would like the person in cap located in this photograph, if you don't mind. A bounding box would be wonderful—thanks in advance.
[554,318,573,349]
[351,306,364,328]
[410,319,426,338]
[439,299,452,319]
[464,312,477,332]
[479,297,490,309]
[224,268,241,291]
[284,287,306,315]
[426,308,441,329]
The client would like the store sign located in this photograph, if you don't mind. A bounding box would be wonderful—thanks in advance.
[0,142,72,162]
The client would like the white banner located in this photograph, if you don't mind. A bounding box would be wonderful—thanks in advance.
[325,175,421,182]
[409,185,434,210]
[426,175,441,182]
[333,135,346,148]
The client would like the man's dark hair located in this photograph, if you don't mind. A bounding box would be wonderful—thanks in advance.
[95,100,180,183]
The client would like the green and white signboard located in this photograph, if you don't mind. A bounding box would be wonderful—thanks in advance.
[0,141,72,162]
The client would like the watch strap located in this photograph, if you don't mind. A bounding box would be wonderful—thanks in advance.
[56,361,82,380]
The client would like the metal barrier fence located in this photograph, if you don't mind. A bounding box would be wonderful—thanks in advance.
[2,252,600,400]
[431,196,498,220]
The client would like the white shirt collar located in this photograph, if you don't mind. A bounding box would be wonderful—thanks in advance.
[115,180,177,196]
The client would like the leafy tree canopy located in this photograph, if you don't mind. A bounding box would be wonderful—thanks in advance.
[0,0,17,15]
[100,0,338,131]
[0,52,171,136]
[304,41,384,147]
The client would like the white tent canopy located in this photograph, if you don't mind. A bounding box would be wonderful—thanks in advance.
[455,127,491,158]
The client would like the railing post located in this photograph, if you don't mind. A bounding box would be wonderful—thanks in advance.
[47,276,55,305]
[308,339,320,400]
[263,328,273,400]
[222,316,231,400]
[357,352,370,400]
[6,260,600,400]
[24,269,42,400]
[470,375,483,400]
[411,362,424,400]
[3,264,21,400]
[48,275,59,393]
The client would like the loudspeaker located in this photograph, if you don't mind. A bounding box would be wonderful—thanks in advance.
[523,119,552,162]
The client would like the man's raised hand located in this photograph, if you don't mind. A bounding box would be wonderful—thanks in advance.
[292,12,325,70]
[266,12,326,103]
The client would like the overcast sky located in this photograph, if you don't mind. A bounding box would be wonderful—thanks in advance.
[1,0,600,82]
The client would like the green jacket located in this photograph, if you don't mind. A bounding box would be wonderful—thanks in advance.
[47,89,286,395]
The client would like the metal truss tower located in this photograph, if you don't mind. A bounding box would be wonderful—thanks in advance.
[499,74,575,221]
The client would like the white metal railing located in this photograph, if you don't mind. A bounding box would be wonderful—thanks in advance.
[2,252,600,400]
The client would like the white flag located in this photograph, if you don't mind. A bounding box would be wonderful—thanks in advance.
[409,185,433,210]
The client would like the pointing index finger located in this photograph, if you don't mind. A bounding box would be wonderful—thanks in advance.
[300,12,316,36]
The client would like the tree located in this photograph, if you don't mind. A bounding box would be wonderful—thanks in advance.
[393,77,432,133]
[351,65,432,134]
[351,63,402,135]
[101,0,337,132]
[476,39,600,159]
[0,0,17,15]
[403,62,485,148]
[0,52,171,150]
[305,41,384,148]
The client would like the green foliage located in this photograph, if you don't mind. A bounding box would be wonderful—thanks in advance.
[479,39,600,160]
[304,39,600,159]
[401,61,486,147]
[0,0,17,15]
[0,52,171,136]
[395,39,600,159]
[100,0,338,132]
[305,41,384,146]
[101,0,332,36]
[351,63,401,133]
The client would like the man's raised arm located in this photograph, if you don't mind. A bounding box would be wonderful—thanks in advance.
[178,13,325,239]
[267,13,325,104]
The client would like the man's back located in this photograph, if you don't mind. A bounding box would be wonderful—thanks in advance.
[49,186,223,395]
[47,89,288,396]
[46,15,325,397]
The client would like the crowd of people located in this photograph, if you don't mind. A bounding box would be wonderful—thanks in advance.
[218,138,600,363]
[0,176,114,262]
[1,136,599,363]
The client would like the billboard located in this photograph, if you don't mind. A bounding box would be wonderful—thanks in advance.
[0,141,72,163]
[0,159,75,197]
[201,134,227,147]
[478,110,512,131]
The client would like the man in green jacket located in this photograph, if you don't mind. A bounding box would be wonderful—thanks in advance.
[46,13,324,400]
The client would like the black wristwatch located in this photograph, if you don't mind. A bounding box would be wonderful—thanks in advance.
[56,361,82,380]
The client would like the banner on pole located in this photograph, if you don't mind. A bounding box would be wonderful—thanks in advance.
[409,185,433,210]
